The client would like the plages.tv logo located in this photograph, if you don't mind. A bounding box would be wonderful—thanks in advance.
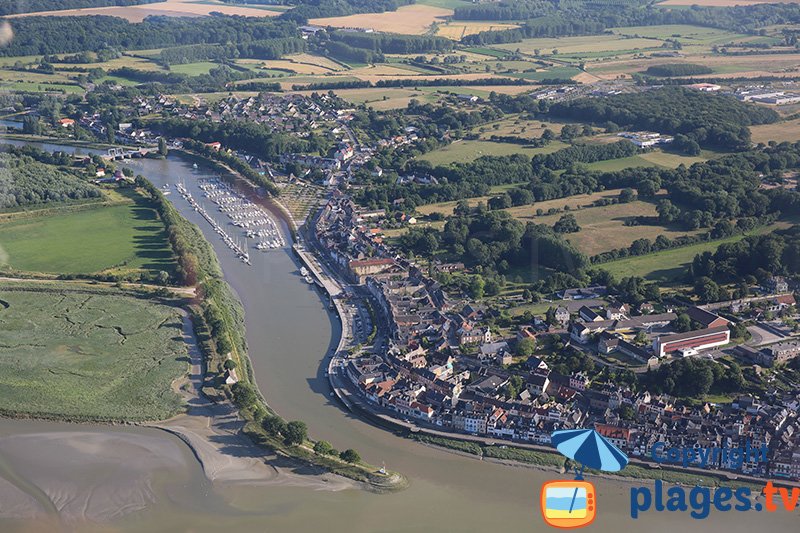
[540,428,629,529]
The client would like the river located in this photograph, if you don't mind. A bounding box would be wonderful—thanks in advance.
[0,140,796,532]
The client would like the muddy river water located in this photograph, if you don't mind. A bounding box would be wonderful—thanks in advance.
[0,141,796,532]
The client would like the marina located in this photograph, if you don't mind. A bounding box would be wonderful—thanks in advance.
[173,178,286,265]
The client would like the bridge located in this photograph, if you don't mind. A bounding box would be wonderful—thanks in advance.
[103,147,158,160]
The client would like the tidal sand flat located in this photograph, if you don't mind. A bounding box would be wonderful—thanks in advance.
[0,427,193,523]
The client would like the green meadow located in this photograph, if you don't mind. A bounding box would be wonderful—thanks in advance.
[0,190,176,277]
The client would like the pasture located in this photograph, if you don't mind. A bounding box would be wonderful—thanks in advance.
[751,118,800,144]
[495,35,668,56]
[599,220,793,282]
[418,139,567,165]
[510,200,701,257]
[0,283,187,421]
[0,190,175,277]
[168,61,219,76]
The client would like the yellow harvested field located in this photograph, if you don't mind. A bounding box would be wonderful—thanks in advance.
[351,72,517,83]
[9,0,281,22]
[309,5,452,35]
[751,118,800,144]
[286,53,346,71]
[437,22,519,40]
[349,64,423,77]
[253,59,336,75]
[659,0,799,5]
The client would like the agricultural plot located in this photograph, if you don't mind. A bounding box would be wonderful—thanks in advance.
[475,116,566,140]
[751,118,800,144]
[0,284,187,421]
[436,22,520,40]
[308,4,453,35]
[510,200,701,257]
[418,139,567,165]
[0,191,176,277]
[168,61,219,76]
[495,35,668,57]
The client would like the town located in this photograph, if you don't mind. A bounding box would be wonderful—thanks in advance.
[312,193,800,481]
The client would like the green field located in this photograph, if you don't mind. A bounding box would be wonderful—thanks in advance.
[168,61,220,76]
[599,222,790,282]
[0,284,187,421]
[419,139,568,165]
[507,198,701,257]
[0,191,176,276]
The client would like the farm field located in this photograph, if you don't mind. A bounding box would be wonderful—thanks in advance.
[168,61,219,76]
[0,283,187,421]
[510,200,701,257]
[582,150,710,172]
[418,139,567,165]
[609,24,750,46]
[751,118,800,144]
[475,117,566,140]
[494,35,668,56]
[308,4,453,35]
[436,22,520,40]
[8,0,282,22]
[0,191,175,277]
[415,183,533,217]
[586,52,800,79]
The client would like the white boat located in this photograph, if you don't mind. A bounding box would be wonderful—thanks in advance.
[300,266,309,277]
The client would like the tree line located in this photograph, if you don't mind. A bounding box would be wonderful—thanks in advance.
[144,116,313,169]
[690,226,800,285]
[158,38,307,66]
[1,15,301,56]
[278,0,412,22]
[399,206,588,276]
[644,64,714,77]
[457,1,800,45]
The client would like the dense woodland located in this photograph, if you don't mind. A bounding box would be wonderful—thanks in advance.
[644,64,714,77]
[459,1,800,44]
[0,153,100,209]
[690,227,800,284]
[277,0,413,22]
[548,88,778,150]
[158,38,307,65]
[145,117,316,163]
[399,207,588,276]
[0,15,301,56]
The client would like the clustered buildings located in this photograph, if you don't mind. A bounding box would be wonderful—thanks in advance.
[316,195,800,480]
